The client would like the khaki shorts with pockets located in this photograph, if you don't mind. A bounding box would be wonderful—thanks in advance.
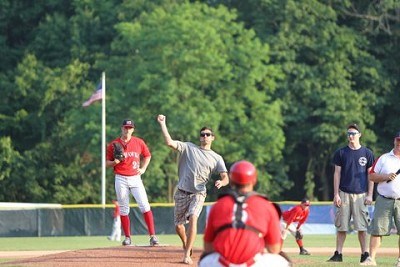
[370,195,400,236]
[335,191,370,231]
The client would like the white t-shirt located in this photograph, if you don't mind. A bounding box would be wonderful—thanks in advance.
[371,149,400,199]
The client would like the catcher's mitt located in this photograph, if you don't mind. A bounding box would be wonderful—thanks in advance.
[295,230,303,240]
[113,142,125,161]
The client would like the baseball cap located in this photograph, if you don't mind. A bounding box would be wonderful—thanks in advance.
[394,131,400,139]
[122,119,135,128]
[347,123,360,133]
[301,198,310,206]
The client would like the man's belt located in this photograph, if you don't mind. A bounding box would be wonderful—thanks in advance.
[218,255,256,267]
[379,194,400,200]
[178,188,193,195]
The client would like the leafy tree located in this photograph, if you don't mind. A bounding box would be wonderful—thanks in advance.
[101,1,287,201]
[218,0,390,200]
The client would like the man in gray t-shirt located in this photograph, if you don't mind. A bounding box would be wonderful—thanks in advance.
[157,114,229,265]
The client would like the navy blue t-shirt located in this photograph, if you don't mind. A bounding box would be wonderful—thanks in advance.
[332,146,374,194]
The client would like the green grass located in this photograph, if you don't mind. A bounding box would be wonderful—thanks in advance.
[0,234,398,266]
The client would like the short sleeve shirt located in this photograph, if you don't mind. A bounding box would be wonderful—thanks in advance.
[370,150,400,199]
[282,205,310,228]
[203,195,282,264]
[106,137,151,176]
[332,146,374,194]
[176,141,227,193]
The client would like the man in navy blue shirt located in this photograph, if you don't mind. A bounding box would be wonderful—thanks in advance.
[327,124,374,264]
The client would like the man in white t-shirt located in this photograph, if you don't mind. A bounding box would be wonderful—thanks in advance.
[361,131,400,266]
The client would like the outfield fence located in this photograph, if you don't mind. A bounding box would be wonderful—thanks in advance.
[0,202,381,237]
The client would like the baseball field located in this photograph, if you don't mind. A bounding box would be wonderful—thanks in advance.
[0,234,397,266]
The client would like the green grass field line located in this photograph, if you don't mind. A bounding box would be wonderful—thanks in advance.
[0,234,397,251]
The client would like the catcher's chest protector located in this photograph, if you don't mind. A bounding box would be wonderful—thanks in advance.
[215,190,268,237]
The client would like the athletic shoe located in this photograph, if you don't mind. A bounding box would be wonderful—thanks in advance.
[360,252,370,263]
[360,257,376,266]
[122,237,131,246]
[149,235,159,246]
[396,258,400,267]
[299,248,311,255]
[327,251,343,262]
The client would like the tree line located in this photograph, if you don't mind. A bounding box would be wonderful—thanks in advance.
[0,0,399,204]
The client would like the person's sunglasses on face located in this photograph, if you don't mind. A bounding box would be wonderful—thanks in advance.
[200,132,213,137]
[347,131,359,137]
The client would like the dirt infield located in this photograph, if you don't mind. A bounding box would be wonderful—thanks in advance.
[0,246,201,267]
[0,246,396,266]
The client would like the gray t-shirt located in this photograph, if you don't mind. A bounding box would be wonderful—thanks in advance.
[176,141,227,193]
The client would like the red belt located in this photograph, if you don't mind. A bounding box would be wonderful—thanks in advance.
[218,256,255,267]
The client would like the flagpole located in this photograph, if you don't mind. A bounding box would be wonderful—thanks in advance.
[101,72,106,207]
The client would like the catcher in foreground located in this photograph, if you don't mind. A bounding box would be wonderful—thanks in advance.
[280,198,311,255]
[199,160,291,267]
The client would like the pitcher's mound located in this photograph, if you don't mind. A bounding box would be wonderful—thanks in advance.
[1,246,201,267]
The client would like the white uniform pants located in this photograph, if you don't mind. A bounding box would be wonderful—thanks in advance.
[115,174,151,215]
[199,252,290,267]
[109,217,121,241]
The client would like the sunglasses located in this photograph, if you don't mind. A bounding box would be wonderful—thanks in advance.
[347,131,359,136]
[200,132,213,137]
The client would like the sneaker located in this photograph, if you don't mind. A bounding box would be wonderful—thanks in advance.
[360,252,370,263]
[360,257,376,266]
[299,248,311,255]
[149,235,159,246]
[122,237,131,246]
[396,258,400,267]
[327,251,343,262]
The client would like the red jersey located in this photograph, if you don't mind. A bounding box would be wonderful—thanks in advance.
[282,205,309,228]
[106,136,151,176]
[203,195,282,264]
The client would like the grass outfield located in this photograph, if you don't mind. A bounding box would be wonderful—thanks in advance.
[0,234,398,266]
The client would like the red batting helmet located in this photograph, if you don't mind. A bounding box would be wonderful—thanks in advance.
[229,160,257,185]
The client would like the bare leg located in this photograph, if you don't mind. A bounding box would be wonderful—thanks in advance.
[369,235,381,261]
[398,235,400,258]
[358,230,368,253]
[182,215,198,265]
[336,231,347,253]
[175,224,187,250]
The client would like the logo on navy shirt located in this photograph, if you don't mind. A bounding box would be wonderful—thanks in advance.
[359,157,367,166]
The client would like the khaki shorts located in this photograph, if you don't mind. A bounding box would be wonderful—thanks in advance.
[174,189,206,225]
[335,191,370,231]
[370,195,400,236]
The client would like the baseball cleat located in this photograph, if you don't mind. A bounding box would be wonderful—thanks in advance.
[327,251,343,262]
[149,235,159,246]
[299,248,310,255]
[122,237,131,246]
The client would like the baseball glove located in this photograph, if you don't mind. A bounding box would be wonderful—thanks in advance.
[295,230,303,240]
[113,142,125,161]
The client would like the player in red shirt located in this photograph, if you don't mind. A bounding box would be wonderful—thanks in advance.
[106,119,158,247]
[281,198,311,255]
[199,160,290,267]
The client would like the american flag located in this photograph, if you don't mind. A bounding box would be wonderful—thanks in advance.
[82,83,102,107]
